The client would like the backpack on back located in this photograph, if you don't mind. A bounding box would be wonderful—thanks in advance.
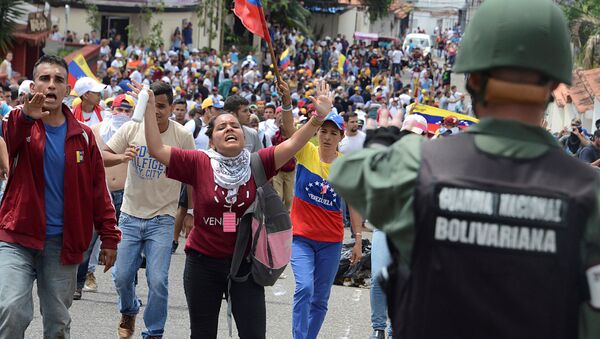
[229,152,293,286]
[226,153,293,335]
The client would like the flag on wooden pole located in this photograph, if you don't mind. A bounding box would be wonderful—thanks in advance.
[233,0,271,43]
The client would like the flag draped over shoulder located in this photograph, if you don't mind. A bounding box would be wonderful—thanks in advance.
[279,48,291,70]
[233,0,271,43]
[67,54,96,88]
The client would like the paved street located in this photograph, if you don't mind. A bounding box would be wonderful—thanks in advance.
[25,230,374,339]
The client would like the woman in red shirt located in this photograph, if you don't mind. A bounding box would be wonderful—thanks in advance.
[136,79,333,338]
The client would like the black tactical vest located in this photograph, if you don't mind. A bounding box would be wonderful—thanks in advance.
[395,133,598,339]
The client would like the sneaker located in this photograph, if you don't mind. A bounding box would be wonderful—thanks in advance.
[117,314,136,339]
[83,272,98,292]
[171,240,179,254]
[73,288,82,300]
[370,329,385,339]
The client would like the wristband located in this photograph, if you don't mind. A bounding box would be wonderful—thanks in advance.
[282,104,293,111]
[187,208,193,215]
[310,117,323,128]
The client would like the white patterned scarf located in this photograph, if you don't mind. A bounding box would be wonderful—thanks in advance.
[100,113,131,144]
[202,148,251,204]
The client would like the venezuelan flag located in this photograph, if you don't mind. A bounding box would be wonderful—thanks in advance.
[279,48,291,70]
[337,54,350,74]
[67,54,96,89]
[75,150,85,163]
[233,0,271,43]
[407,103,479,133]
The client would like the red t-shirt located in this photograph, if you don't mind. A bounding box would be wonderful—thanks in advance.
[167,147,277,258]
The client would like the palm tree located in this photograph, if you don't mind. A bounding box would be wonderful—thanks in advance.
[0,0,26,54]
[265,0,311,36]
[562,1,600,68]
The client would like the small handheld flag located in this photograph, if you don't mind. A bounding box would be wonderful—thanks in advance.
[338,54,350,74]
[279,48,291,70]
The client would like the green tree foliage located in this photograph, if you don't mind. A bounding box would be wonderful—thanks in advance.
[83,0,101,32]
[561,0,600,68]
[196,0,222,48]
[126,2,164,50]
[0,0,26,53]
[264,0,311,36]
[361,0,392,22]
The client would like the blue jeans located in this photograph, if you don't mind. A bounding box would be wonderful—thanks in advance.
[0,237,77,339]
[112,212,174,338]
[77,230,99,289]
[291,236,342,339]
[77,189,124,288]
[371,229,392,335]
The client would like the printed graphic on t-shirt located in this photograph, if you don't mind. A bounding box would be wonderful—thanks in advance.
[296,167,340,211]
[132,145,165,180]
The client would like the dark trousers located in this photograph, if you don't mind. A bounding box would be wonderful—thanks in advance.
[76,190,124,288]
[183,250,266,339]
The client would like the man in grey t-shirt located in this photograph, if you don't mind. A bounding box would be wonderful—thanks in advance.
[223,95,263,152]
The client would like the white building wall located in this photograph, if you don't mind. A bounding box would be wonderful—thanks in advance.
[337,7,358,42]
[411,0,466,34]
[50,6,221,51]
[51,7,93,38]
[311,13,340,40]
[594,98,600,132]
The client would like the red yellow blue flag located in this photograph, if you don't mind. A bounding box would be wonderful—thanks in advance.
[67,54,96,89]
[233,0,271,43]
[279,48,291,70]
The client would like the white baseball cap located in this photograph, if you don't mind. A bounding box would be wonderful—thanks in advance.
[18,80,33,96]
[401,114,428,135]
[73,77,106,97]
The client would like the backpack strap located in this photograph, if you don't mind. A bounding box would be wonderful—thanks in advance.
[193,118,203,139]
[226,152,267,335]
[250,152,268,188]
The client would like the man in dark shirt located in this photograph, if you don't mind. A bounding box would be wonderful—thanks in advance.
[579,130,600,167]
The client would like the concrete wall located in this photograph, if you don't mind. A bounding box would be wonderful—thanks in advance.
[50,5,221,51]
[311,13,340,40]
[410,11,458,34]
[337,7,357,42]
[368,12,401,38]
[51,7,92,39]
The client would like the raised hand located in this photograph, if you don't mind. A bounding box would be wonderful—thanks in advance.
[276,78,292,106]
[128,80,155,117]
[23,93,50,120]
[308,80,334,121]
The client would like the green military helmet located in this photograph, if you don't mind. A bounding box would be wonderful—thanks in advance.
[453,0,573,85]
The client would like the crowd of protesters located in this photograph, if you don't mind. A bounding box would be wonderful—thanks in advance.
[0,17,598,339]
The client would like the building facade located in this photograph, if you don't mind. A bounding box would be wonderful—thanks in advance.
[40,0,222,51]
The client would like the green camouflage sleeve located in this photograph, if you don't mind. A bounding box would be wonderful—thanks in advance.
[329,134,423,262]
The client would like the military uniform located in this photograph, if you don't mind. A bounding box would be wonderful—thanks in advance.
[329,119,600,338]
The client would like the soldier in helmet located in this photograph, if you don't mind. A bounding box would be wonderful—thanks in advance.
[329,0,600,338]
